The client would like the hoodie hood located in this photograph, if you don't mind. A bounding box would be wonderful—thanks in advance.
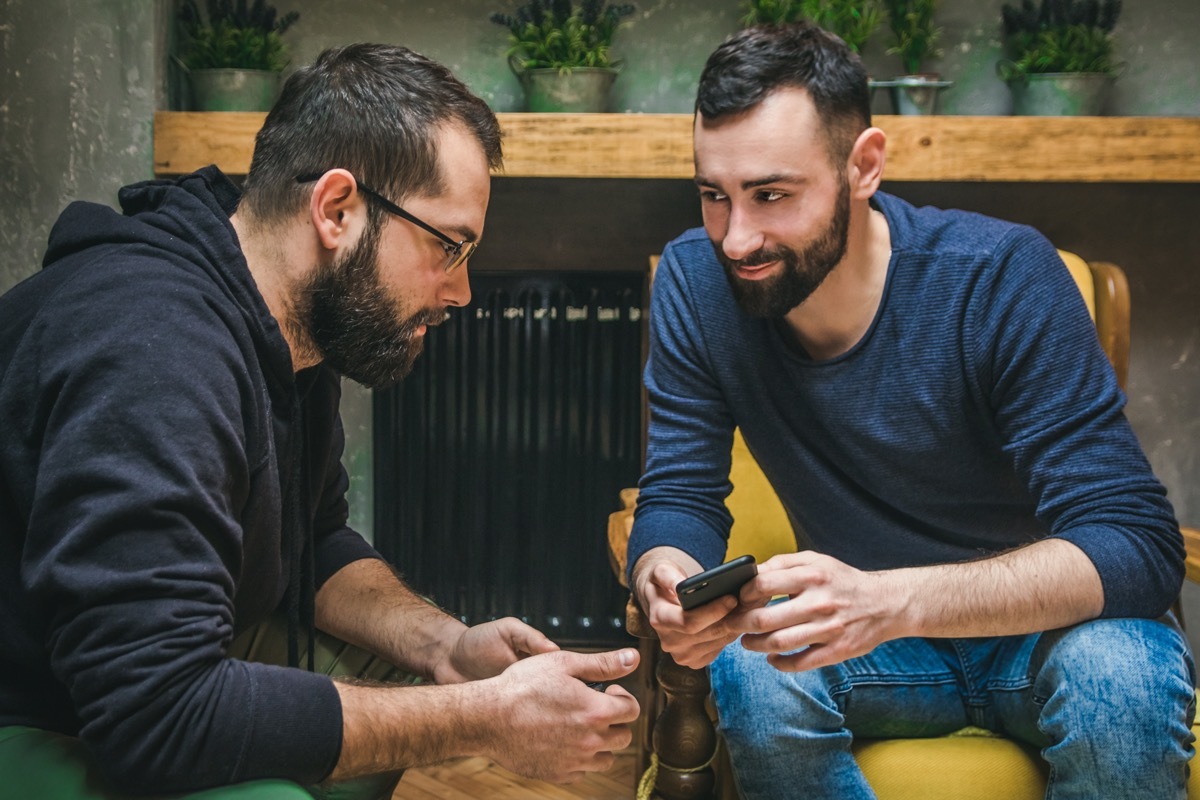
[41,166,294,392]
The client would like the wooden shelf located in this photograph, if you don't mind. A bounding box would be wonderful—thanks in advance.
[154,111,1200,183]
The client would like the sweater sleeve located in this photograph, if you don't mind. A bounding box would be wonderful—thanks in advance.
[627,239,736,582]
[968,229,1183,618]
[22,270,343,793]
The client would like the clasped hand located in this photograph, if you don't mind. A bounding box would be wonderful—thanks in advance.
[431,617,642,783]
[433,616,560,684]
[642,550,904,672]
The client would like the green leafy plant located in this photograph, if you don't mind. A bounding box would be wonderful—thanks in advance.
[491,0,636,71]
[884,0,942,75]
[178,0,300,72]
[740,0,883,54]
[999,0,1121,80]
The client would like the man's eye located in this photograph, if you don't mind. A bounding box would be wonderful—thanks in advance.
[758,190,786,202]
[699,190,727,203]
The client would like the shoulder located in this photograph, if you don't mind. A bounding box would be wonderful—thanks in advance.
[656,227,728,300]
[878,191,1051,266]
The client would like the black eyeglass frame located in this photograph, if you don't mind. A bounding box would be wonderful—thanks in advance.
[295,172,476,273]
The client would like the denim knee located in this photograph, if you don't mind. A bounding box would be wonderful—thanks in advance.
[1033,617,1195,796]
[710,642,847,749]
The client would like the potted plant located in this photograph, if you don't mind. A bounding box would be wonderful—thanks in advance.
[491,0,636,113]
[998,0,1121,116]
[880,0,951,115]
[740,0,884,55]
[177,0,300,112]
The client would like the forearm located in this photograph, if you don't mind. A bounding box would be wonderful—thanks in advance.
[328,679,490,781]
[884,537,1105,639]
[315,557,467,680]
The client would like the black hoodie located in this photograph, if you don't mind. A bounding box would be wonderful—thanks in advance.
[0,167,381,792]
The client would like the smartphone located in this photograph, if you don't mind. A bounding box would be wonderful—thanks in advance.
[675,555,758,611]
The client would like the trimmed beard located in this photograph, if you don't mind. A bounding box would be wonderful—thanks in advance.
[297,220,447,389]
[716,179,851,318]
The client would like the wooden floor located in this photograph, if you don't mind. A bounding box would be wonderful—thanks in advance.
[392,751,638,799]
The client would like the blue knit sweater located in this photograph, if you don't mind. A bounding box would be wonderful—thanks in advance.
[629,192,1183,619]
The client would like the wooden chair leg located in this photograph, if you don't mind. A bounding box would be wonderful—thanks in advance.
[651,651,718,800]
[635,636,659,781]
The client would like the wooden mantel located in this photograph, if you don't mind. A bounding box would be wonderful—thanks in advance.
[154,111,1200,183]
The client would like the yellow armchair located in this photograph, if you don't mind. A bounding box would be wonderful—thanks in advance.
[608,253,1200,799]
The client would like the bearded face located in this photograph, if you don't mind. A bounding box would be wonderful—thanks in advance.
[716,178,851,319]
[296,219,447,389]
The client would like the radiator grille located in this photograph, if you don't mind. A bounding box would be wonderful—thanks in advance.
[374,272,645,647]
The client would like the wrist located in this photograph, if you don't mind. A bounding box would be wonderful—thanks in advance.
[418,614,470,682]
[872,568,921,640]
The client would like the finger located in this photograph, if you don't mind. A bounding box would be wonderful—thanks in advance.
[504,621,559,658]
[565,647,640,683]
[767,644,829,672]
[598,685,641,723]
[740,627,813,654]
[661,594,738,635]
[757,551,820,572]
[584,750,617,774]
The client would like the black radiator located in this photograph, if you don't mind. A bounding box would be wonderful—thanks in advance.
[374,271,645,647]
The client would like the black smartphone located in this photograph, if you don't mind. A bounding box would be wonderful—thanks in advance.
[675,555,758,611]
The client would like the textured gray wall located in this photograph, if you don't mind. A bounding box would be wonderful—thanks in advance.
[0,0,164,295]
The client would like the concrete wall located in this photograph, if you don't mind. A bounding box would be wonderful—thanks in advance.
[2,0,1199,638]
[0,0,165,295]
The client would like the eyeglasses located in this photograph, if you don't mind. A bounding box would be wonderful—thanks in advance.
[295,172,477,273]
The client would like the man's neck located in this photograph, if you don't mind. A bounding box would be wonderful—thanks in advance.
[782,202,892,361]
[230,210,321,372]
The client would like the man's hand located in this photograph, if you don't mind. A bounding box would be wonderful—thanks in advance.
[433,617,560,684]
[735,540,1105,673]
[734,551,904,672]
[482,648,642,783]
[633,547,743,669]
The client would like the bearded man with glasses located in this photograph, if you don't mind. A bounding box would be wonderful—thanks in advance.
[0,43,639,800]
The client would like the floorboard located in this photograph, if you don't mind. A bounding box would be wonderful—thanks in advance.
[392,751,637,799]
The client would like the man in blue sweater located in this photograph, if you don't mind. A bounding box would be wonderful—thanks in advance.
[0,44,638,798]
[627,22,1193,799]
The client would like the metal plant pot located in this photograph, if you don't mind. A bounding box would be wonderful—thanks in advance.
[880,75,954,116]
[1008,73,1114,116]
[516,67,617,113]
[189,68,280,112]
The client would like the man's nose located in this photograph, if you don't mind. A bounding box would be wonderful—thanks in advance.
[720,206,765,262]
[443,262,472,308]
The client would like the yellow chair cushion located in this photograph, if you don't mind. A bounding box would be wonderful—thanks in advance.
[724,429,795,565]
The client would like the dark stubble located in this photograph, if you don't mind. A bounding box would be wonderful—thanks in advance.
[716,179,851,318]
[297,221,447,389]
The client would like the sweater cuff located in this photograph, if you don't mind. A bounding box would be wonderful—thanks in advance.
[1055,524,1183,619]
[627,508,728,586]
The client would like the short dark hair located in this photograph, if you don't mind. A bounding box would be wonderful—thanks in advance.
[241,43,503,224]
[696,23,871,167]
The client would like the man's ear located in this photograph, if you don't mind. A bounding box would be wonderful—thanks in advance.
[308,169,365,251]
[846,127,887,200]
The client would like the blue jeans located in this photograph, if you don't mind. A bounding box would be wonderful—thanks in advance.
[709,617,1196,799]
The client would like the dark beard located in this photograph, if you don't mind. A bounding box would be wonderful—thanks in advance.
[716,181,851,318]
[297,223,447,389]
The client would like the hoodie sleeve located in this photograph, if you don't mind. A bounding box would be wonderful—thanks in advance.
[306,367,386,588]
[20,264,344,793]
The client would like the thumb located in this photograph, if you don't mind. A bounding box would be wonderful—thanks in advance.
[649,561,690,599]
[562,648,640,683]
[509,623,560,658]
